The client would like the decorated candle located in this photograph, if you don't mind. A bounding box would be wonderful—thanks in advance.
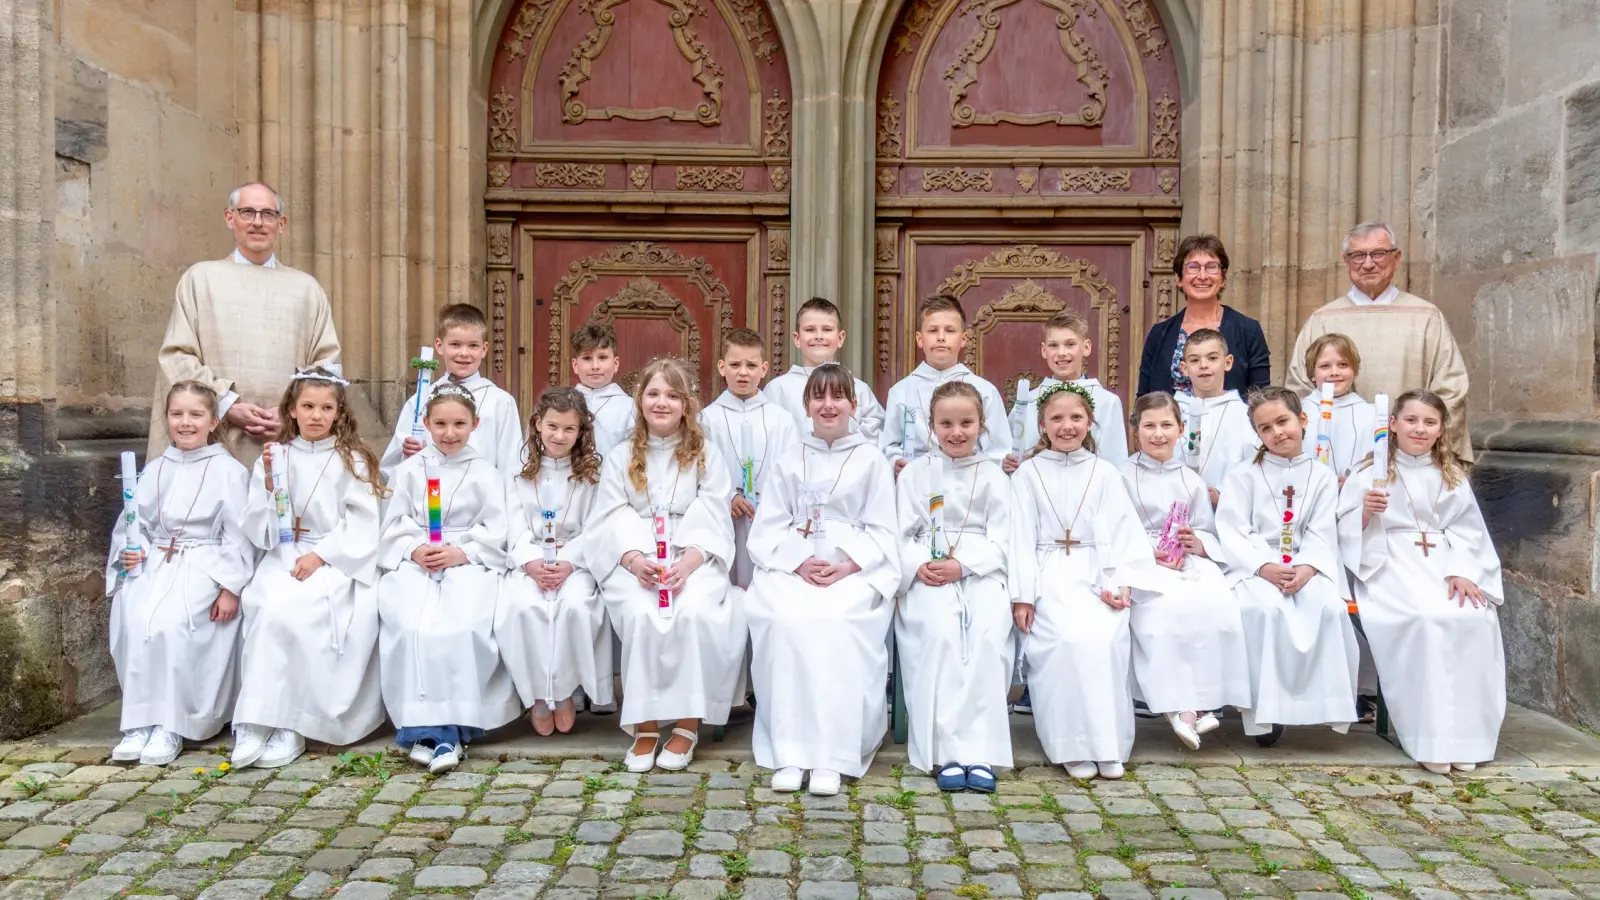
[803,485,828,560]
[1372,392,1390,487]
[1314,382,1335,466]
[901,403,923,458]
[1017,379,1040,450]
[928,445,947,560]
[266,443,294,545]
[739,416,756,498]
[541,509,558,566]
[653,506,673,619]
[1155,500,1190,566]
[120,451,143,578]
[426,473,444,581]
[411,346,436,441]
[1182,396,1202,466]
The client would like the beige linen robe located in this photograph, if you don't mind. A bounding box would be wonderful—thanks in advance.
[149,258,340,464]
[1285,291,1471,460]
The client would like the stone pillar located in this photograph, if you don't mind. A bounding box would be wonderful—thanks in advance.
[238,0,481,421]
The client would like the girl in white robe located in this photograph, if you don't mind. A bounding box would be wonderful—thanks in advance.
[496,387,609,735]
[894,382,1013,790]
[107,381,253,766]
[1010,383,1154,779]
[379,383,522,773]
[234,367,387,769]
[1121,393,1250,750]
[1337,389,1505,773]
[589,357,745,774]
[1216,387,1360,747]
[747,365,900,796]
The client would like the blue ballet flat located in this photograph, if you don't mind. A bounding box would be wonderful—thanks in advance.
[965,764,997,793]
[936,763,968,792]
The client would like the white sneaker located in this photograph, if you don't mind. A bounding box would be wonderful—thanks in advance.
[139,727,185,766]
[1453,762,1477,772]
[1065,761,1098,779]
[1420,761,1451,775]
[408,743,435,767]
[112,727,155,762]
[256,729,305,769]
[1167,713,1201,751]
[654,727,700,771]
[1097,761,1125,780]
[808,769,841,796]
[231,723,272,768]
[771,767,804,792]
[428,744,462,774]
[1195,712,1221,735]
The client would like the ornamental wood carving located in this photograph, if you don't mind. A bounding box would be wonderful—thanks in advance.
[876,278,896,373]
[502,0,561,59]
[960,280,1063,367]
[676,166,744,190]
[560,0,725,126]
[1152,92,1178,159]
[536,162,606,187]
[1119,0,1170,59]
[877,96,905,159]
[491,276,510,373]
[763,92,790,157]
[768,279,789,369]
[944,0,1109,129]
[892,0,942,56]
[725,0,778,63]
[922,167,993,192]
[592,276,704,366]
[1061,167,1132,193]
[490,89,517,152]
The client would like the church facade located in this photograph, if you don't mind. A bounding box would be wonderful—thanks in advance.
[0,0,1596,737]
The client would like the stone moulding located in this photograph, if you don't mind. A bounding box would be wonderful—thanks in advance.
[1061,166,1132,193]
[676,166,745,191]
[559,0,725,126]
[535,162,607,187]
[943,0,1109,129]
[922,167,993,192]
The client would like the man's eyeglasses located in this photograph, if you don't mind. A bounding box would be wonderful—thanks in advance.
[1183,262,1222,275]
[231,207,282,224]
[1344,249,1396,264]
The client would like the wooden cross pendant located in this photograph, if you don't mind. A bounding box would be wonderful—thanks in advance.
[1415,531,1436,557]
[1055,528,1083,555]
[796,519,815,538]
[158,536,180,563]
[1282,485,1296,509]
[291,515,310,544]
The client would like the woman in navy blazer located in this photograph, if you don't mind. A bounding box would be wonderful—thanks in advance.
[1137,235,1272,397]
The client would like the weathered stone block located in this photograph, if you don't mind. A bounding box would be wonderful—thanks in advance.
[1437,98,1562,273]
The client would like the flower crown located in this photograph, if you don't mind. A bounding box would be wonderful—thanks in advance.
[430,381,475,402]
[1036,380,1095,413]
[289,364,348,387]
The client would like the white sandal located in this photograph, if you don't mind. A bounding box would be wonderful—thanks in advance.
[654,727,700,771]
[624,732,661,773]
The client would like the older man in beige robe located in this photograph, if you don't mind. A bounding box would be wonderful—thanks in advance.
[1286,221,1472,461]
[148,182,341,465]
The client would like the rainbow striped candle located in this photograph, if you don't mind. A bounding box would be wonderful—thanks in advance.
[426,477,443,543]
[1372,392,1390,487]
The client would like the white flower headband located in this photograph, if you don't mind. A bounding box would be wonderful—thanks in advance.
[289,364,349,387]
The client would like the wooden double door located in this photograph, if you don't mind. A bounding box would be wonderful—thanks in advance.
[485,0,1183,412]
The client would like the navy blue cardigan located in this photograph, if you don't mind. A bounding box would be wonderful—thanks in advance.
[1136,305,1272,397]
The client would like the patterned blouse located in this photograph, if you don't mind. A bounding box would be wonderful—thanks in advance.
[1169,328,1191,393]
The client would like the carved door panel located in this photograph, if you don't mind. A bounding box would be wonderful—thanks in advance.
[487,0,792,409]
[872,0,1183,411]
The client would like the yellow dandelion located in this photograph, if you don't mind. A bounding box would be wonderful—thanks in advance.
[192,767,205,776]
[217,762,231,772]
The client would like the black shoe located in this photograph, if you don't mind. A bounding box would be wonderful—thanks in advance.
[1255,724,1285,748]
[1356,695,1377,723]
[1134,699,1162,719]
[1012,686,1033,715]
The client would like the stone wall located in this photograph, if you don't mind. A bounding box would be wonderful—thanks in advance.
[1433,0,1600,729]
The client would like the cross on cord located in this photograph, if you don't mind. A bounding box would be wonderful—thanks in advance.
[158,536,180,563]
[1415,531,1436,557]
[1282,485,1296,508]
[1055,527,1083,555]
[796,519,815,538]
[292,516,310,544]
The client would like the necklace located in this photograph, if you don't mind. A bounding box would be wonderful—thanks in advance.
[431,458,475,530]
[1033,451,1097,555]
[1193,395,1232,474]
[722,406,769,492]
[645,442,686,514]
[935,456,983,559]
[154,455,215,562]
[1392,462,1448,558]
[1131,453,1192,529]
[1260,457,1307,564]
[531,459,576,541]
[796,443,862,537]
[287,445,339,545]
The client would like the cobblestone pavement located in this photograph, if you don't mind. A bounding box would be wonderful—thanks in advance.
[2,749,1599,900]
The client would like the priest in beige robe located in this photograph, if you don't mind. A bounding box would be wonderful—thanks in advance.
[147,183,341,465]
[1286,221,1473,460]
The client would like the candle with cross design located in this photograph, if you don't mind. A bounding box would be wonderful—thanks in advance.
[653,505,673,619]
[426,471,445,583]
[264,442,294,545]
[119,451,144,579]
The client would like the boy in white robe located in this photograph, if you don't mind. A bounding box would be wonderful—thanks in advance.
[1338,389,1505,774]
[234,367,387,769]
[894,382,1013,789]
[1121,393,1250,750]
[496,387,611,735]
[700,328,798,589]
[765,297,885,440]
[1005,310,1128,475]
[571,323,636,455]
[379,383,522,773]
[108,382,254,766]
[747,365,901,796]
[1009,383,1154,779]
[1175,329,1257,501]
[881,294,1010,470]
[1216,387,1360,747]
[588,358,746,774]
[381,304,523,479]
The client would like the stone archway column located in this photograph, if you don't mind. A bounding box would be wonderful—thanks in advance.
[770,0,903,374]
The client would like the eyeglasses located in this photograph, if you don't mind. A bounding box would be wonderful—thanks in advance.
[231,207,282,224]
[1344,249,1396,264]
[1183,262,1222,275]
